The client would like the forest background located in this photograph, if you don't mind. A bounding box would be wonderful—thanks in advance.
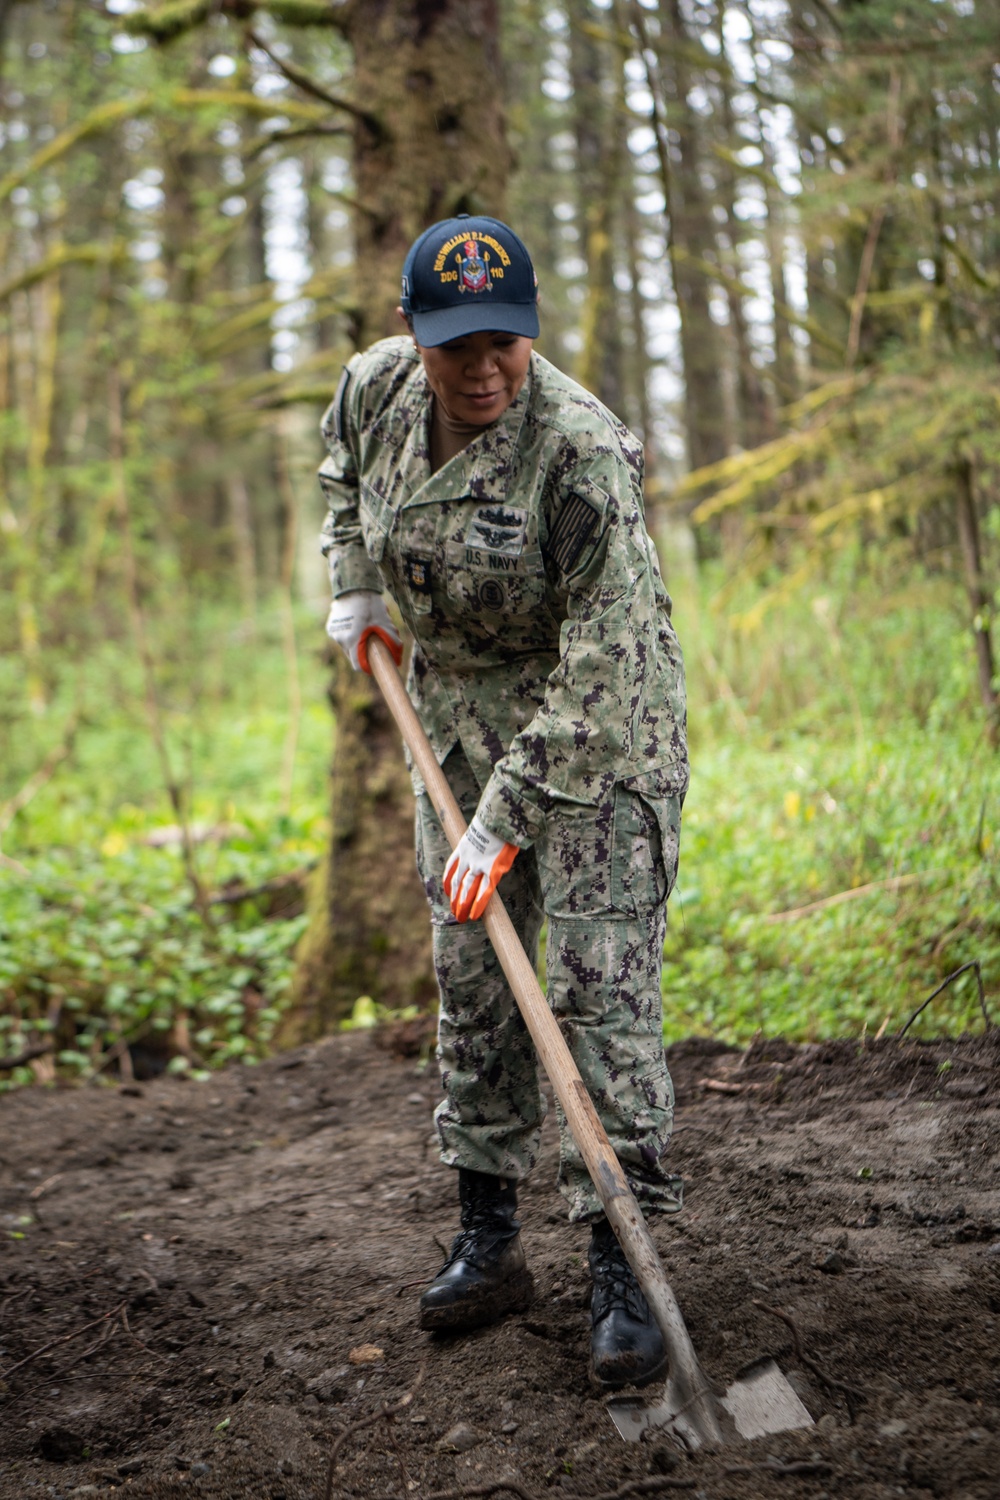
[1,0,998,1090]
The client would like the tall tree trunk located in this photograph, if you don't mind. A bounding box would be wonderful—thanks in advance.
[568,0,625,416]
[755,110,798,402]
[348,0,509,345]
[649,0,730,472]
[954,458,999,746]
[504,0,574,363]
[289,0,510,1036]
[716,6,772,452]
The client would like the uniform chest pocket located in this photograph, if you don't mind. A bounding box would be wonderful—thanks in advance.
[359,482,394,563]
[444,540,547,619]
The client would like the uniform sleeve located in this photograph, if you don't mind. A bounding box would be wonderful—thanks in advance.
[318,358,384,598]
[474,455,687,848]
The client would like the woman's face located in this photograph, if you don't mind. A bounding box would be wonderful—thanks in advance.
[411,327,533,426]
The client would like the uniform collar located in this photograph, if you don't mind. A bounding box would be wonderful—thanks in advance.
[373,357,533,509]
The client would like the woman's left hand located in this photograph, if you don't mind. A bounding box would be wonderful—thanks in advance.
[443,816,519,922]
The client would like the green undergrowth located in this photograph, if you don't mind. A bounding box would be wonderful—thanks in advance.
[661,547,999,1043]
[663,729,996,1043]
[0,598,333,1089]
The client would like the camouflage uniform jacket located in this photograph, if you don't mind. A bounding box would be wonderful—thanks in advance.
[318,335,688,849]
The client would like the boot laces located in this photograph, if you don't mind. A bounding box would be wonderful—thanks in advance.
[591,1241,648,1324]
[443,1202,518,1271]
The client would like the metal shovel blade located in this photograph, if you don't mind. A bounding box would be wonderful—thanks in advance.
[607,1358,814,1449]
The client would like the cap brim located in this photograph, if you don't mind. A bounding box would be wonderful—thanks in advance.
[411,300,539,347]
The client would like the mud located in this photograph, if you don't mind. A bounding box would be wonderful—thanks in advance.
[2,1026,999,1500]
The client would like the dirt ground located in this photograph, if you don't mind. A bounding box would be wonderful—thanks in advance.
[2,1024,1000,1500]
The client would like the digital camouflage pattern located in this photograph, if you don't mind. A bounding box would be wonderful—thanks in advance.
[416,749,684,1222]
[319,335,688,1217]
[318,336,689,849]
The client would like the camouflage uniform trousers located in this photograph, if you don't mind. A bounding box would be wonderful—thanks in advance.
[416,747,684,1223]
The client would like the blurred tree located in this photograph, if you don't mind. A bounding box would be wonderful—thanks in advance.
[632,0,732,472]
[676,0,1000,741]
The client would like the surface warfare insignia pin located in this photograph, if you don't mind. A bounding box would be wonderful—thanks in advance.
[405,555,432,594]
[459,239,491,295]
[465,506,527,558]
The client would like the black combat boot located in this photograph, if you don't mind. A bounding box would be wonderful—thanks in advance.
[589,1218,667,1390]
[419,1168,534,1332]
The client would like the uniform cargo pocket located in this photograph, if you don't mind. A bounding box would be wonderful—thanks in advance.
[611,785,675,915]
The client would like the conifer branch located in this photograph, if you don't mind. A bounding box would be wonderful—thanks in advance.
[245,28,383,136]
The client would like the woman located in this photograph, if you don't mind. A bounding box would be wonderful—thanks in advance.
[319,214,688,1391]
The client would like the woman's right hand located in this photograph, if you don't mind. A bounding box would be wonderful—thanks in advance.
[325,591,403,674]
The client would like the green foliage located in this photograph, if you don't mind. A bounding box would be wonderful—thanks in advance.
[0,602,331,1090]
[660,556,1000,1044]
[0,846,307,1079]
[124,2,213,43]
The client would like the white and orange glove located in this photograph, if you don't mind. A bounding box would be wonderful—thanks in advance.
[443,815,519,923]
[325,590,403,674]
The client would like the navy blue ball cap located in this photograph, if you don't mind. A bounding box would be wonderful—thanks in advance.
[400,214,539,347]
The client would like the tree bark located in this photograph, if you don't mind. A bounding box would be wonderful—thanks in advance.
[715,7,772,452]
[348,0,509,345]
[954,458,999,746]
[648,0,730,472]
[569,0,625,416]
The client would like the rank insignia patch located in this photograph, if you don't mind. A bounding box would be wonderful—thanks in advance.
[405,555,432,594]
[546,493,601,574]
[477,578,506,611]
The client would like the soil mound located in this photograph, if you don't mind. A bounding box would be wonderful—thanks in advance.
[2,1028,999,1499]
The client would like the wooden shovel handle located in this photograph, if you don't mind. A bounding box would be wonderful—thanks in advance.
[367,637,718,1425]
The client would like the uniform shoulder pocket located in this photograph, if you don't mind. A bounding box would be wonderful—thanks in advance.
[321,356,360,446]
[359,481,393,562]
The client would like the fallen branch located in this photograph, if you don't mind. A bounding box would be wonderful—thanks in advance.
[324,1363,426,1500]
[120,1304,167,1363]
[1,1301,126,1381]
[45,1322,118,1385]
[0,1040,53,1073]
[763,872,926,923]
[28,1173,63,1201]
[698,1077,762,1095]
[897,961,991,1039]
[752,1300,864,1420]
[208,860,317,907]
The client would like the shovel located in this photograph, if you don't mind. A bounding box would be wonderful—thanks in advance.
[367,636,813,1451]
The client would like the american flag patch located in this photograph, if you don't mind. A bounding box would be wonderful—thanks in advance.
[546,493,601,574]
